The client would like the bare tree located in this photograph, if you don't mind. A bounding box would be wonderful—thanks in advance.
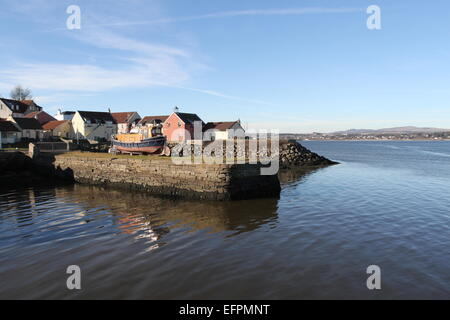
[10,85,32,101]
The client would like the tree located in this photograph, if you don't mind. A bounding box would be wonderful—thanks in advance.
[10,85,32,101]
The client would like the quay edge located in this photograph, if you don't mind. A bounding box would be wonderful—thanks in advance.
[30,153,281,201]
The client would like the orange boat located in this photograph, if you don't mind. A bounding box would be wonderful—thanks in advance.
[111,129,167,155]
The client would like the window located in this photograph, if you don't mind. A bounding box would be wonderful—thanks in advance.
[178,121,182,127]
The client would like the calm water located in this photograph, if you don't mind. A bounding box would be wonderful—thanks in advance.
[0,141,449,299]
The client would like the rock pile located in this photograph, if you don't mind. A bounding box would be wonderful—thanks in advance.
[166,140,338,169]
[279,141,338,168]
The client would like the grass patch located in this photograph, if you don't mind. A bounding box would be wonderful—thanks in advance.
[0,148,28,151]
[59,151,170,161]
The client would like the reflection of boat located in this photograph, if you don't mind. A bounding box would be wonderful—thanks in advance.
[111,135,166,155]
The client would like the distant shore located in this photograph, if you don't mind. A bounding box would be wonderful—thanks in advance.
[298,139,450,142]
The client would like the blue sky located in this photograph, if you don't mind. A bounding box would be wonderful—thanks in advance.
[0,0,449,132]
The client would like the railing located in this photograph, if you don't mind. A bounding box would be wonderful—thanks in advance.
[35,142,70,153]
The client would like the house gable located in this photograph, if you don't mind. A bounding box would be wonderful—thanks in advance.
[25,111,57,125]
[0,98,29,117]
[111,112,141,124]
[72,111,117,141]
[163,112,204,142]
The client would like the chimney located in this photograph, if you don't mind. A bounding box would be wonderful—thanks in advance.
[174,106,179,113]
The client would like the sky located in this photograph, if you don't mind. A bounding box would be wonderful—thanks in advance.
[0,0,449,133]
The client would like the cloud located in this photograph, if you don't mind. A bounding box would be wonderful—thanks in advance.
[0,25,192,92]
[76,29,190,58]
[1,24,270,105]
[2,4,323,105]
[86,7,362,28]
[0,61,188,92]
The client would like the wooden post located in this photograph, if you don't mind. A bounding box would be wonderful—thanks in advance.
[29,143,39,158]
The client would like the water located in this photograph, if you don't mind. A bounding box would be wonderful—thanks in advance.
[0,141,449,299]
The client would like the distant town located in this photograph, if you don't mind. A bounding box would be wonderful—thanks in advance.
[281,127,450,141]
[2,87,449,148]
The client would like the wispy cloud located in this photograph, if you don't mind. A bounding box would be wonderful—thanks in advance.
[1,23,270,105]
[76,29,190,58]
[85,7,362,28]
[0,25,191,93]
[2,3,326,106]
[170,86,272,105]
[0,60,187,92]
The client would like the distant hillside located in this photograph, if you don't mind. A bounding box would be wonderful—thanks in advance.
[330,126,450,135]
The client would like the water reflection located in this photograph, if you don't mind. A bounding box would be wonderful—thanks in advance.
[2,142,449,299]
[278,167,322,185]
[55,184,280,239]
[0,168,323,253]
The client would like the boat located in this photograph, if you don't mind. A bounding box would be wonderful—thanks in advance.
[111,135,166,155]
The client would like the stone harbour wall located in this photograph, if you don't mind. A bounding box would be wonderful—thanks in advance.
[39,154,281,200]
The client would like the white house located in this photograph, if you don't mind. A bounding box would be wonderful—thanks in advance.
[71,111,117,141]
[136,115,169,138]
[11,117,44,140]
[203,120,245,141]
[0,98,30,118]
[111,112,141,134]
[0,119,21,145]
[55,109,76,121]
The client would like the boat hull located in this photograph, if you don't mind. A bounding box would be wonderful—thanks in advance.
[112,136,166,154]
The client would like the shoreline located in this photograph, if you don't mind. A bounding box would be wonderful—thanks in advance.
[0,141,337,200]
[298,139,450,142]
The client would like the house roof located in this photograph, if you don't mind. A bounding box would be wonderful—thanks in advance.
[0,119,20,132]
[77,111,116,124]
[21,100,43,110]
[173,112,204,125]
[0,98,29,114]
[22,100,35,106]
[139,115,169,125]
[12,117,43,130]
[24,111,57,125]
[42,120,68,131]
[203,121,239,132]
[111,112,139,124]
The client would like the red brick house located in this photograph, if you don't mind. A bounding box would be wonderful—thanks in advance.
[163,112,204,142]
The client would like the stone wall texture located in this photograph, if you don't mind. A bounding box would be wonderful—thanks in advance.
[41,154,281,200]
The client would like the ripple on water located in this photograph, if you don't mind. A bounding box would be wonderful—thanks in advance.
[1,141,450,299]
